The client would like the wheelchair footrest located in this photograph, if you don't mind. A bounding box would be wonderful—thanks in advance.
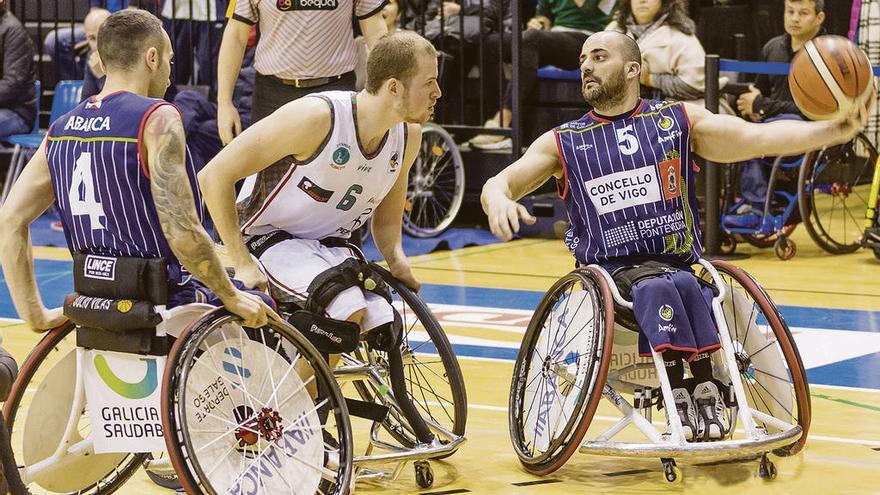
[76,326,170,356]
[345,398,390,423]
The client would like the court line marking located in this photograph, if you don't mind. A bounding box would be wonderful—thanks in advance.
[461,403,880,448]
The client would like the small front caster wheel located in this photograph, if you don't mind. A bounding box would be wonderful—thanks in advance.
[415,460,434,489]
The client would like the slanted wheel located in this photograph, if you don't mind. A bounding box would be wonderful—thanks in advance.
[508,267,615,475]
[2,323,145,494]
[162,310,354,495]
[798,133,876,254]
[699,260,811,456]
[351,264,467,458]
[403,123,464,238]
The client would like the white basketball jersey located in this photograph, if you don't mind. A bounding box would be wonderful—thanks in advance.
[237,91,407,239]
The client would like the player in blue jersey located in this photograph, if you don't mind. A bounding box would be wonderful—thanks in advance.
[482,31,872,441]
[0,9,272,332]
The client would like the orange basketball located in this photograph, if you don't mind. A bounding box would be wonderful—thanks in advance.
[788,35,873,120]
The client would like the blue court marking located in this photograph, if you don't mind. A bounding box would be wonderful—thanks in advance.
[1,261,879,333]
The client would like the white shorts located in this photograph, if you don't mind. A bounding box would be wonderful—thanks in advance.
[257,238,394,332]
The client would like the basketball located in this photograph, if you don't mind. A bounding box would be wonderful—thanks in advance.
[789,35,874,120]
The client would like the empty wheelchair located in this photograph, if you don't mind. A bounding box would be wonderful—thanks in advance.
[508,259,810,482]
[403,123,465,238]
[273,243,467,489]
[2,255,354,494]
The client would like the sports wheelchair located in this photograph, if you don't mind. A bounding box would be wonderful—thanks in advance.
[268,241,468,489]
[2,254,355,494]
[508,259,810,483]
[721,132,877,259]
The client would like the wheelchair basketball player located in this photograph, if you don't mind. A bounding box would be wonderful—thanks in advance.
[482,31,872,441]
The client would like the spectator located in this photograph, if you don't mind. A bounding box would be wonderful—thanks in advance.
[161,0,226,95]
[0,0,36,142]
[607,0,706,104]
[42,1,156,81]
[469,0,617,150]
[79,7,178,102]
[77,9,111,98]
[217,0,390,145]
[726,0,825,228]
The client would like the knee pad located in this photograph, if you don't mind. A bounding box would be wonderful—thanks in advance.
[287,311,360,354]
[363,312,402,352]
[0,348,18,402]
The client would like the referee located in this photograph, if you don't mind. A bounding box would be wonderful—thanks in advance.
[217,0,389,145]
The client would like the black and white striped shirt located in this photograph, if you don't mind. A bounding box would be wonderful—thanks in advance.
[231,0,387,79]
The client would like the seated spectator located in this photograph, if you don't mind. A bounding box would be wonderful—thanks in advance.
[80,7,177,103]
[0,0,36,142]
[606,0,706,104]
[42,1,148,81]
[469,0,617,150]
[726,0,825,228]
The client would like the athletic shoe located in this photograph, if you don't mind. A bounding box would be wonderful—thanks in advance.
[693,381,729,441]
[471,137,512,151]
[723,212,762,229]
[666,387,698,441]
[469,118,510,150]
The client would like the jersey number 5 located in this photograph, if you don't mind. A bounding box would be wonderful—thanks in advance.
[616,125,639,156]
[69,152,106,230]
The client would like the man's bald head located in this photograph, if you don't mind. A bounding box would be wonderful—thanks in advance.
[84,8,110,52]
[585,31,642,65]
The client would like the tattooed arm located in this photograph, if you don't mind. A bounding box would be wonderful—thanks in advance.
[0,138,67,331]
[142,106,271,328]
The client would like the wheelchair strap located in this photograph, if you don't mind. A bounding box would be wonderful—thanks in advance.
[305,258,392,314]
[246,230,294,259]
[344,397,389,423]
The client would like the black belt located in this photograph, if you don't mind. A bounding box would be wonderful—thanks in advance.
[246,231,352,259]
[262,71,354,89]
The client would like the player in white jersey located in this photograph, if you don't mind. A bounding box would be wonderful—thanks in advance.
[200,31,440,350]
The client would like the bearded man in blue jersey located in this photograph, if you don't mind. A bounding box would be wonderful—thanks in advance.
[482,31,872,441]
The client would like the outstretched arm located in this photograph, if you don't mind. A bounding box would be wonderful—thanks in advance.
[686,96,871,163]
[481,130,562,240]
[372,123,422,290]
[0,139,66,331]
[143,105,270,328]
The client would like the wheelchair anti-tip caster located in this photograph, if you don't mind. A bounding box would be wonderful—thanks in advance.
[774,235,797,260]
[758,453,777,480]
[661,458,682,484]
[414,460,434,489]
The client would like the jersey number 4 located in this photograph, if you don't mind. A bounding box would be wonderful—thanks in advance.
[69,152,106,230]
[616,125,639,156]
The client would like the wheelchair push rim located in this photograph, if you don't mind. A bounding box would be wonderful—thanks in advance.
[351,264,467,455]
[162,309,355,495]
[700,260,811,456]
[508,267,615,475]
[3,323,146,495]
[402,123,465,238]
[799,133,877,254]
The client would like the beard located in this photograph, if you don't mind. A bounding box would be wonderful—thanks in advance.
[582,67,627,109]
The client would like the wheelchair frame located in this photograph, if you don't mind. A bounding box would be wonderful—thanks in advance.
[509,259,810,483]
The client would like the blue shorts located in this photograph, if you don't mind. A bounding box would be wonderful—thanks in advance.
[630,270,720,360]
[167,278,276,310]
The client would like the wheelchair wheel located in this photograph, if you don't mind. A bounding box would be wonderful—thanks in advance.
[402,123,465,238]
[798,133,877,254]
[2,323,145,494]
[509,267,615,475]
[352,265,467,455]
[162,310,354,495]
[698,260,811,456]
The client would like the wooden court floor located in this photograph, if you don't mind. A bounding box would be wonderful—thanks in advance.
[2,225,879,494]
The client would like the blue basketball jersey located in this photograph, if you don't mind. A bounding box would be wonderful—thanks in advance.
[45,91,203,283]
[554,99,702,266]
